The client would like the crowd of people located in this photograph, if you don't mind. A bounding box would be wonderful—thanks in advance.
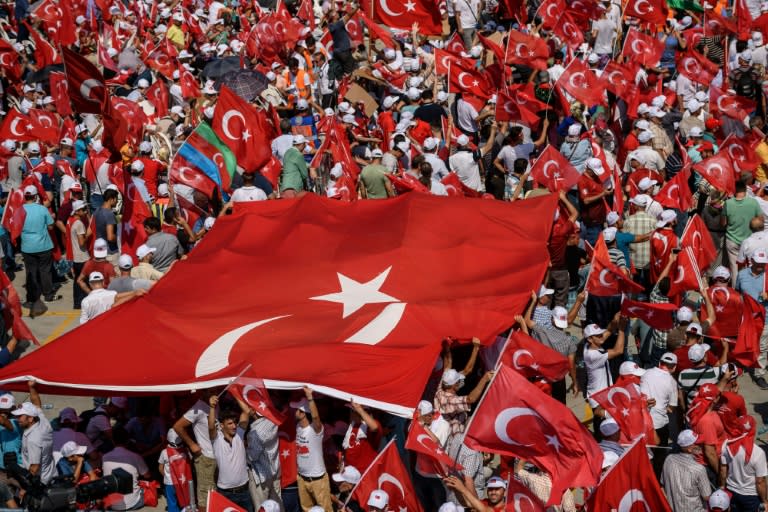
[0,0,767,509]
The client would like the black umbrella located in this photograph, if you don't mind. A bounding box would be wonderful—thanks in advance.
[215,69,269,102]
[25,64,64,84]
[201,57,242,80]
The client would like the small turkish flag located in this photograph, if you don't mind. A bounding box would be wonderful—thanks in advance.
[499,330,571,382]
[656,167,693,212]
[387,173,430,195]
[56,160,78,181]
[735,0,754,39]
[702,285,744,339]
[624,0,668,24]
[0,110,36,142]
[733,294,765,368]
[49,72,72,117]
[368,0,442,34]
[529,145,581,193]
[586,438,671,511]
[556,59,603,107]
[146,80,169,118]
[599,61,637,98]
[620,298,677,331]
[277,414,297,488]
[680,214,717,271]
[704,7,737,35]
[505,30,549,69]
[668,248,702,298]
[166,447,193,508]
[120,175,151,263]
[101,100,130,162]
[676,49,720,85]
[538,0,565,28]
[207,490,245,512]
[169,154,217,198]
[0,268,38,345]
[586,237,643,297]
[711,85,756,121]
[464,365,603,507]
[26,23,60,68]
[179,66,200,99]
[0,189,24,242]
[61,47,106,114]
[721,133,760,175]
[448,65,491,100]
[97,41,119,72]
[405,419,462,473]
[0,40,22,82]
[28,109,60,144]
[111,97,147,144]
[591,380,656,443]
[693,153,736,195]
[145,49,176,78]
[228,377,285,425]
[622,28,665,67]
[212,86,274,173]
[351,440,424,512]
[444,32,466,55]
[495,90,539,127]
[358,11,396,49]
[433,49,476,76]
[552,12,583,50]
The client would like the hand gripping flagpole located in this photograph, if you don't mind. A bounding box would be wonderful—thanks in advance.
[216,362,253,399]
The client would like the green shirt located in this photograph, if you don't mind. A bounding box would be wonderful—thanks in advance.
[360,164,390,199]
[279,147,309,193]
[724,196,761,244]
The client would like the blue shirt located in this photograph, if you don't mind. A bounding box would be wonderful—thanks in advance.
[57,458,93,477]
[0,418,22,468]
[21,203,53,253]
[616,231,636,268]
[735,267,768,310]
[75,138,91,169]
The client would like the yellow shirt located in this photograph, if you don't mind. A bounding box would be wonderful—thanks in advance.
[756,140,768,183]
[166,25,185,49]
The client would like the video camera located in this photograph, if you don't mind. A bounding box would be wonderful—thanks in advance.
[3,453,133,512]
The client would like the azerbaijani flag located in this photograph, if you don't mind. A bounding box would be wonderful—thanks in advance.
[180,122,237,195]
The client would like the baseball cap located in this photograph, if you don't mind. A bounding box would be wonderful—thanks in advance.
[753,249,768,263]
[88,271,104,282]
[552,306,568,329]
[423,137,438,150]
[0,394,15,410]
[58,406,80,423]
[289,398,311,413]
[656,210,677,228]
[382,96,397,109]
[538,284,554,297]
[296,99,309,110]
[342,114,358,126]
[370,149,383,158]
[139,141,152,153]
[94,238,108,258]
[660,352,678,365]
[442,368,465,386]
[11,402,39,417]
[709,489,731,510]
[603,227,617,243]
[630,194,650,207]
[677,429,698,448]
[686,99,702,112]
[686,322,704,336]
[635,119,650,131]
[712,266,731,281]
[456,134,470,147]
[417,400,434,416]
[637,130,653,143]
[567,124,581,137]
[367,490,389,509]
[677,306,693,322]
[486,476,507,489]
[688,343,709,362]
[130,160,145,172]
[136,244,156,260]
[23,185,37,196]
[70,200,86,213]
[619,361,645,377]
[204,217,216,230]
[599,418,620,436]
[157,184,169,197]
[60,441,87,457]
[697,383,721,401]
[638,177,657,191]
[584,324,606,337]
[118,254,134,270]
[60,137,73,146]
[606,211,620,226]
[332,466,362,484]
[689,126,703,137]
[721,363,744,380]
[586,157,604,175]
[258,500,280,512]
[293,135,307,145]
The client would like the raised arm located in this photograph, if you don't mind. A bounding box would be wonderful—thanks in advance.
[466,371,494,404]
[460,338,481,376]
[207,395,218,441]
[304,386,322,433]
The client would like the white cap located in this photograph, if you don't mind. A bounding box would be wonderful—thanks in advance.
[708,489,731,510]
[605,211,620,227]
[289,398,311,413]
[635,119,650,131]
[75,14,85,24]
[753,249,768,263]
[172,69,180,79]
[60,441,87,457]
[204,217,216,230]
[297,98,309,110]
[293,134,307,145]
[130,160,145,172]
[651,107,666,118]
[552,306,568,328]
[367,490,389,509]
[43,96,54,105]
[11,402,39,417]
[686,99,702,112]
[686,322,704,336]
[172,12,184,21]
[27,141,40,153]
[88,271,104,282]
[178,50,193,59]
[630,194,650,207]
[407,87,421,101]
[586,157,604,176]
[371,148,383,158]
[382,96,397,109]
[688,343,709,362]
[741,49,753,62]
[204,106,215,119]
[599,418,620,436]
[469,45,483,58]
[139,141,152,153]
[638,130,653,143]
[567,124,581,137]
[384,48,396,59]
[677,306,694,322]
[118,254,134,269]
[680,15,693,27]
[423,137,438,150]
[638,177,658,191]
[584,324,606,337]
[695,91,708,102]
[677,429,698,448]
[656,210,677,228]
[602,226,617,243]
[137,78,150,89]
[2,140,16,151]
[417,400,433,415]
[70,200,87,213]
[259,501,280,512]
[712,265,731,281]
[442,368,465,386]
[155,24,167,34]
[170,105,184,116]
[266,71,276,81]
[23,184,37,196]
[437,91,449,103]
[0,394,15,409]
[486,476,507,489]
[651,95,666,108]
[538,284,554,297]
[754,31,764,45]
[689,126,703,137]
[619,361,646,377]
[332,466,362,484]
[588,52,599,64]
[203,83,217,95]
[456,134,470,147]
[637,103,650,115]
[155,183,169,197]
[660,352,678,365]
[93,237,108,258]
[342,114,358,126]
[136,244,156,260]
[337,101,351,113]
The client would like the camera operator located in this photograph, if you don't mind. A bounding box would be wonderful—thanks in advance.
[102,427,151,510]
[56,442,98,483]
[0,394,23,473]
[13,382,54,485]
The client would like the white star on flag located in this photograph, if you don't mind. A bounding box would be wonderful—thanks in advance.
[545,434,562,452]
[281,449,290,458]
[404,0,416,10]
[621,407,630,417]
[242,129,252,142]
[310,267,399,317]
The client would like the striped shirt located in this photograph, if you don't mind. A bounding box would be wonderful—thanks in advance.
[650,283,671,350]
[678,365,721,404]
[661,453,711,511]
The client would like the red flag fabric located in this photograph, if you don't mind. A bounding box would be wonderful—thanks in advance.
[146,80,170,118]
[711,85,756,121]
[277,415,297,487]
[704,7,737,35]
[212,86,273,173]
[368,0,441,34]
[27,109,60,144]
[586,438,671,511]
[351,441,423,512]
[693,153,736,195]
[179,67,200,99]
[433,49,476,76]
[505,30,549,69]
[476,33,505,66]
[464,365,603,506]
[444,32,466,55]
[736,0,753,39]
[405,419,462,472]
[529,146,581,192]
[387,173,430,194]
[591,381,655,443]
[702,285,744,339]
[668,248,702,297]
[655,167,693,211]
[166,447,193,508]
[207,490,245,512]
[1,189,25,241]
[111,98,147,144]
[145,49,177,78]
[624,0,668,24]
[680,215,717,271]
[0,194,558,412]
[49,72,73,117]
[676,50,720,85]
[0,269,39,345]
[599,61,637,98]
[0,110,37,142]
[495,90,540,127]
[622,28,665,67]
[556,59,603,107]
[120,176,151,262]
[448,66,492,100]
[538,0,564,27]
[26,23,60,68]
[721,133,760,176]
[101,101,130,161]
[586,238,644,296]
[34,0,76,46]
[61,47,106,114]
[499,330,571,382]
[98,41,119,72]
[733,294,765,368]
[169,154,217,197]
[552,13,584,50]
[358,11,396,49]
[620,298,677,331]
[0,40,22,82]
[228,377,285,425]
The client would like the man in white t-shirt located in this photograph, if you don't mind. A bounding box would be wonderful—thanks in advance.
[640,353,678,446]
[454,0,480,48]
[583,319,625,413]
[291,386,332,512]
[102,427,151,510]
[230,172,268,203]
[14,382,54,484]
[413,400,450,510]
[208,395,253,512]
[592,11,617,57]
[720,417,768,510]
[449,135,483,192]
[173,390,219,511]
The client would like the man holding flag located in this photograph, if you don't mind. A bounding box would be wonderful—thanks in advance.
[735,248,768,389]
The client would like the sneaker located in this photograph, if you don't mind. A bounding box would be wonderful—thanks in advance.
[756,377,768,390]
[29,301,47,318]
[21,302,33,309]
[42,294,62,303]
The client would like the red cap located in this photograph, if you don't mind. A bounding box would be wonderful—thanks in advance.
[698,141,714,152]
[698,383,721,401]
[706,117,722,130]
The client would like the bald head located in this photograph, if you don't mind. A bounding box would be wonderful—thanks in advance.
[751,216,765,232]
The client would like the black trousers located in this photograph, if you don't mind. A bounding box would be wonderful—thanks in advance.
[72,261,86,309]
[22,250,53,303]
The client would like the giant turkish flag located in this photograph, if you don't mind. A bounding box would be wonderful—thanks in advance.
[0,194,557,415]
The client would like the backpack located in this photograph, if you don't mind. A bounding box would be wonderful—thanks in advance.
[734,69,758,99]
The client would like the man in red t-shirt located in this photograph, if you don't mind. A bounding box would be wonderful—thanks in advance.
[341,400,381,471]
[691,384,727,473]
[577,157,611,244]
[547,192,579,307]
[136,141,165,199]
[76,238,117,295]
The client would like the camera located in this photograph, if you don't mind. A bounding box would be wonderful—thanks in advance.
[4,453,133,512]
